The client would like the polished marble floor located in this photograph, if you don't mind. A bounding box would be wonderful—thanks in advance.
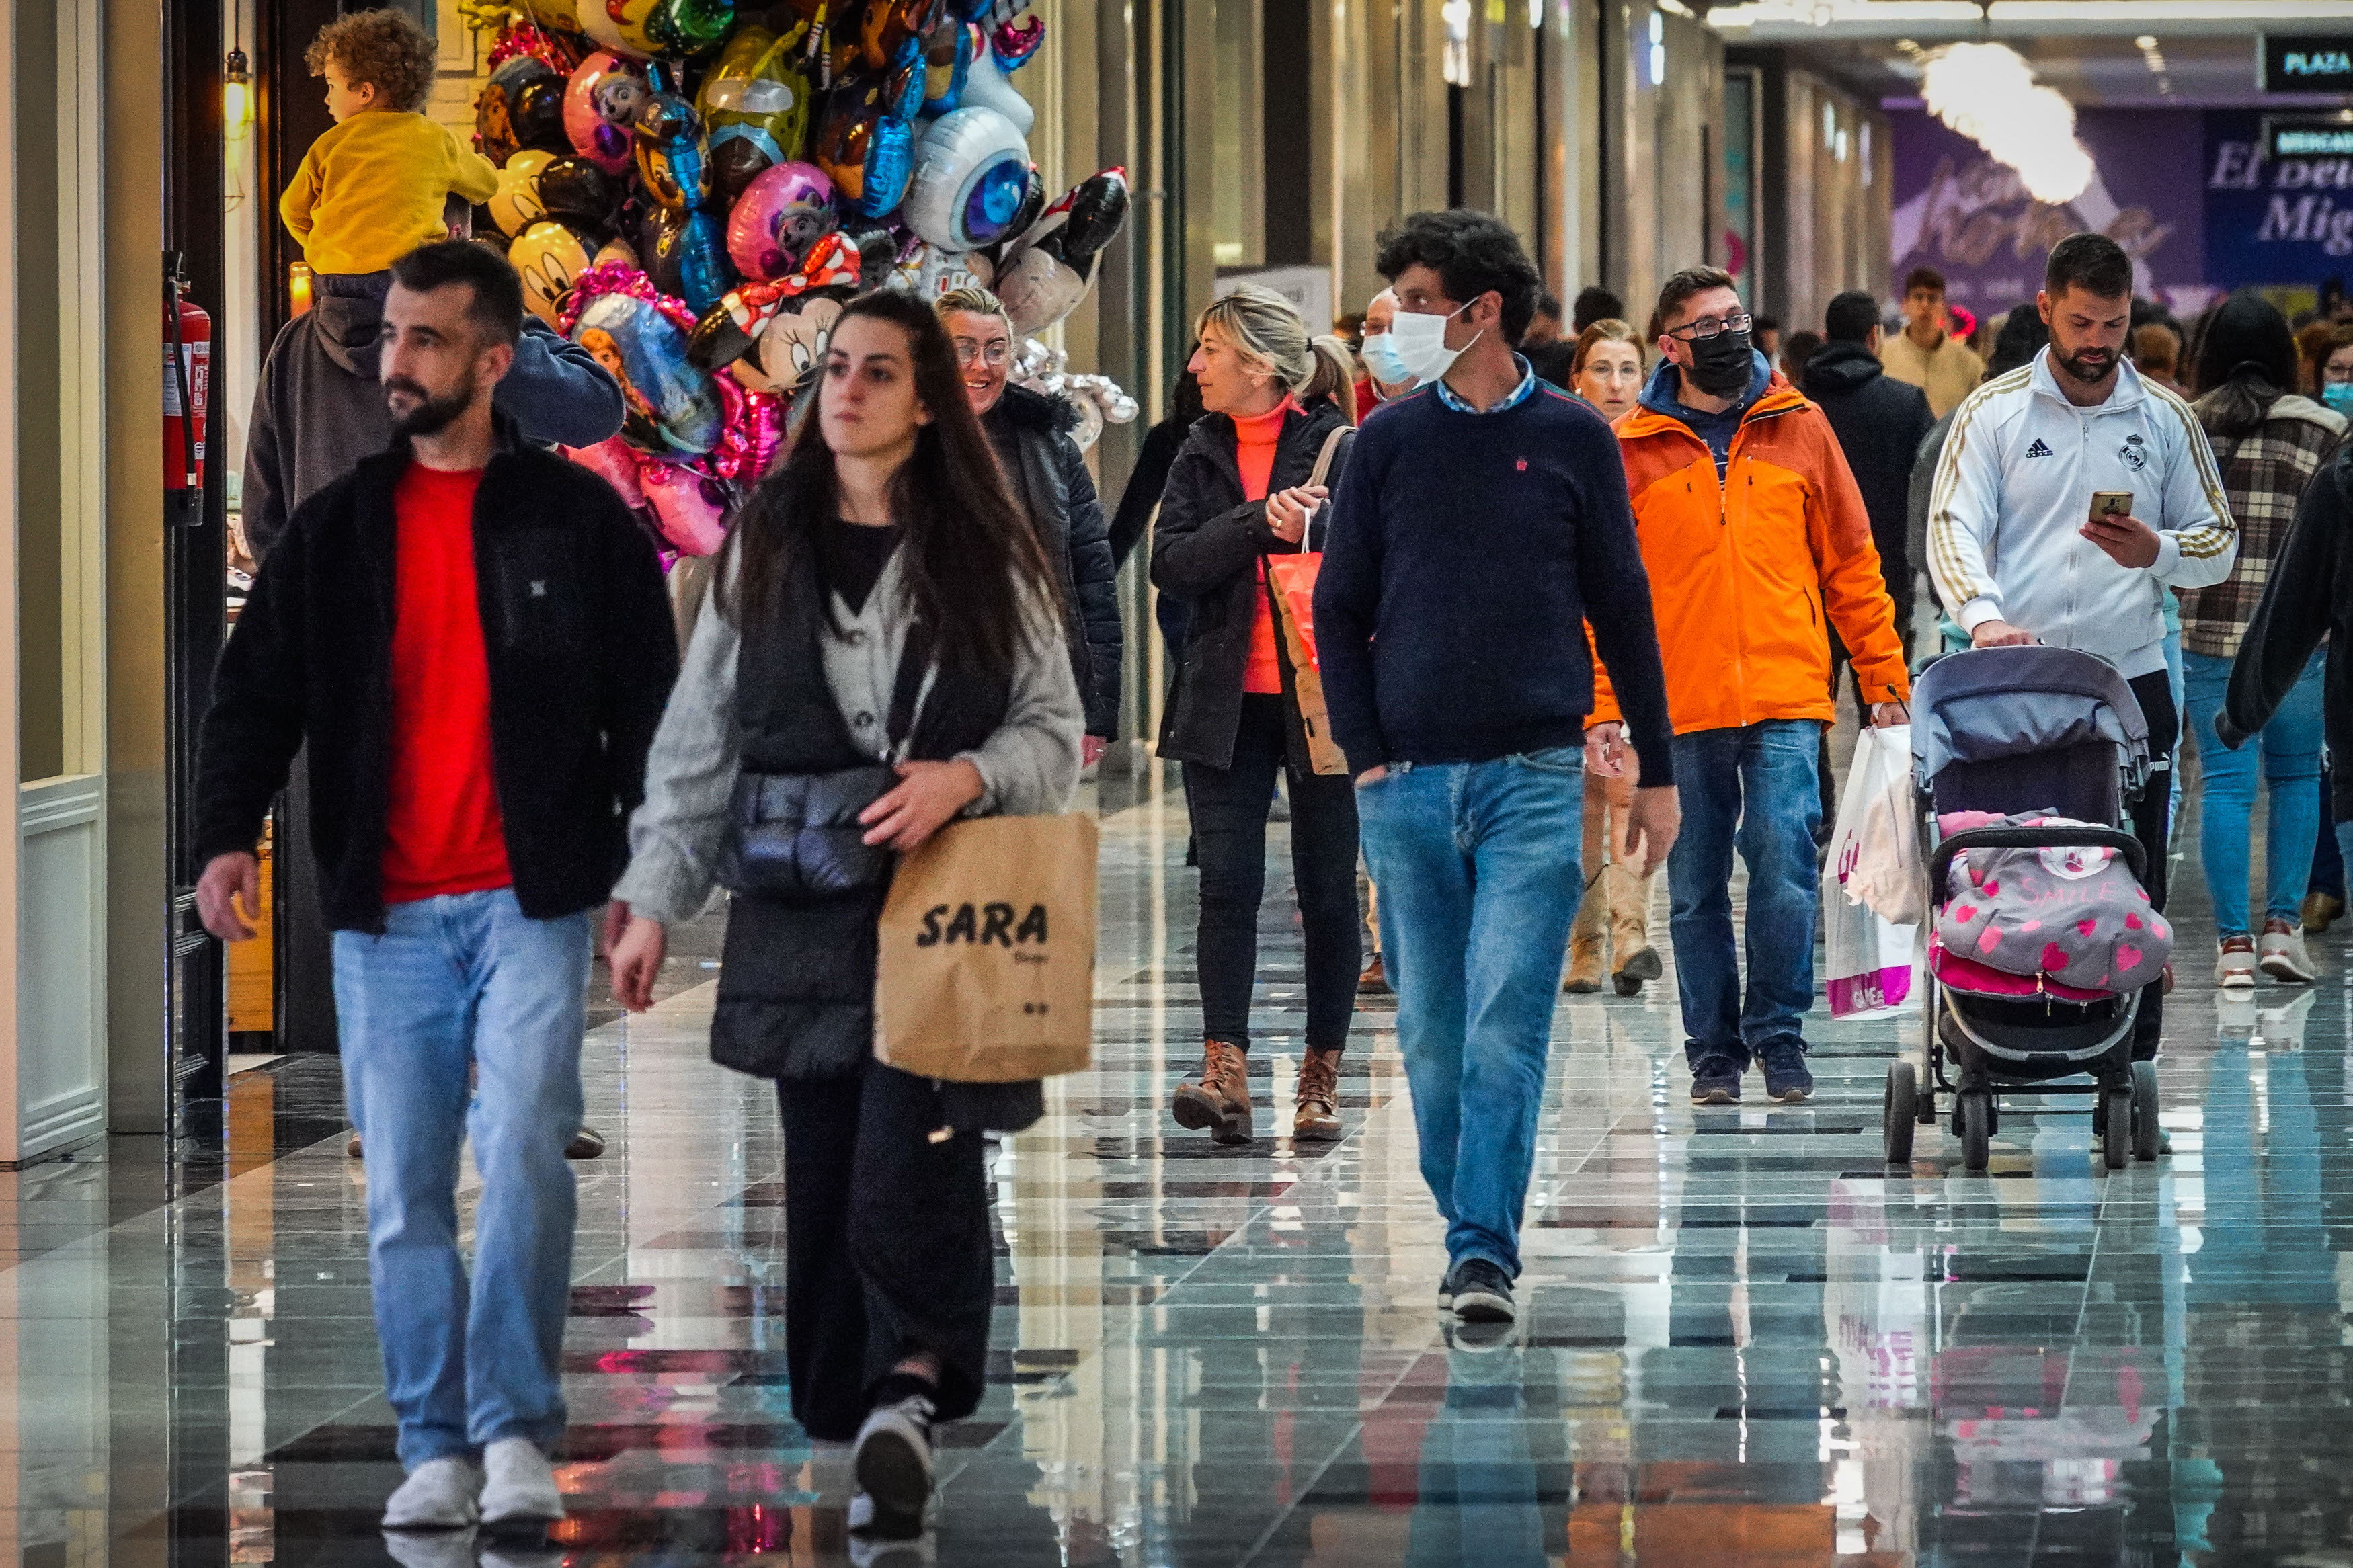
[9,751,2352,1567]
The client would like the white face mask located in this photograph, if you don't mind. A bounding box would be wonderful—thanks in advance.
[1390,301,1478,384]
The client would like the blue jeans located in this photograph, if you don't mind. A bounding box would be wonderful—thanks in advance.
[1355,749,1585,1278]
[333,886,591,1467]
[1668,720,1822,1069]
[2184,648,2325,935]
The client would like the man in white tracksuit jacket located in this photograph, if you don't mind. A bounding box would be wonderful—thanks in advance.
[1928,233,2236,1057]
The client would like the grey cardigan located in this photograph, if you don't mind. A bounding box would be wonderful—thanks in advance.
[614,545,1085,927]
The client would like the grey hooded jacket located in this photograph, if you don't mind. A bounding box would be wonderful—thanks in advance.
[241,270,628,562]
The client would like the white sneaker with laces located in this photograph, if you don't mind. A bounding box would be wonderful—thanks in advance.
[2217,938,2257,990]
[2259,924,2317,983]
[478,1436,565,1534]
[381,1456,482,1530]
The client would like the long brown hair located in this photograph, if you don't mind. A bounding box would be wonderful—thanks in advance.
[718,289,1061,682]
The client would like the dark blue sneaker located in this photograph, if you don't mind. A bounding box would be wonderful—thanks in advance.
[1689,1055,1743,1104]
[1442,1257,1515,1323]
[1759,1042,1814,1103]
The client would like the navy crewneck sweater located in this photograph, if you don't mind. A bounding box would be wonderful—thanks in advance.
[1314,381,1675,784]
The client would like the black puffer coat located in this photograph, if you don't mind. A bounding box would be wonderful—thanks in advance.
[986,384,1123,737]
[1802,339,1935,601]
[1150,399,1349,771]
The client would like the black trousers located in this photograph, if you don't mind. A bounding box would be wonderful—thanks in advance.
[2126,669,2178,1059]
[774,1062,994,1440]
[1182,694,1361,1052]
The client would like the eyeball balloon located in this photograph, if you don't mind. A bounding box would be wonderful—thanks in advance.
[564,53,648,175]
[490,149,555,237]
[633,93,711,213]
[536,155,622,226]
[902,106,1029,251]
[572,292,724,456]
[478,56,571,166]
[725,159,838,280]
[510,219,598,327]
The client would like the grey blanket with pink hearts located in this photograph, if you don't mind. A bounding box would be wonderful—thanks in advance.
[1932,813,2173,993]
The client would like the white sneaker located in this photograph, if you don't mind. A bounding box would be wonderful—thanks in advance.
[381,1456,482,1531]
[2259,923,2318,983]
[2217,938,2257,990]
[478,1436,565,1535]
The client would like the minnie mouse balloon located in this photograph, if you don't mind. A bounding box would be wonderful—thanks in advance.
[564,53,647,175]
[572,292,723,456]
[901,106,1029,251]
[725,159,838,280]
[489,149,555,237]
[478,56,570,166]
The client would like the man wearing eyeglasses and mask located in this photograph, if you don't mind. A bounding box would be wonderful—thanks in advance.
[939,286,1122,766]
[1588,266,1909,1108]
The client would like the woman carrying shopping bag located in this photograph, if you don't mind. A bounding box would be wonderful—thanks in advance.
[1564,320,1663,994]
[1151,285,1361,1146]
[607,290,1082,1545]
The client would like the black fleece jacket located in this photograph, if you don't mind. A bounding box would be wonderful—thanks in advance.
[985,384,1123,736]
[1802,340,1934,596]
[194,423,677,932]
[2223,441,2353,817]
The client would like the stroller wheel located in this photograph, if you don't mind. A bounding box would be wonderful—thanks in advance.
[2102,1087,2132,1169]
[1959,1093,1991,1173]
[1883,1063,1917,1164]
[2130,1061,2160,1162]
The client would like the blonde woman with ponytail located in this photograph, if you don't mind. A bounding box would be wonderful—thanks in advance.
[1150,284,1362,1146]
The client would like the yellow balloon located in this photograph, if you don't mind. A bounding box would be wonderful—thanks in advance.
[490,148,555,237]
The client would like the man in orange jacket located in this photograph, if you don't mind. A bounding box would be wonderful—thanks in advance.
[1589,266,1909,1105]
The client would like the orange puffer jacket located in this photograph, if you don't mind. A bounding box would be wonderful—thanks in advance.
[1592,377,1909,736]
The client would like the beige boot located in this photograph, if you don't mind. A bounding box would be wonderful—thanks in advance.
[1293,1046,1343,1141]
[1171,1040,1254,1144]
[1564,932,1605,993]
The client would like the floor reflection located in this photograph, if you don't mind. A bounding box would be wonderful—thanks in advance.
[6,761,2353,1565]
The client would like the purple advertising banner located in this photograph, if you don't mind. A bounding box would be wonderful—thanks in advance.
[1890,110,2209,319]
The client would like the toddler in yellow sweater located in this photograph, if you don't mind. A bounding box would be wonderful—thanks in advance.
[280,9,500,278]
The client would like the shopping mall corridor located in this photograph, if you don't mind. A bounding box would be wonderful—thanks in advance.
[3,758,2341,1567]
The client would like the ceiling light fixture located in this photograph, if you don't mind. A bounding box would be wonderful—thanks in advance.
[1919,40,2094,204]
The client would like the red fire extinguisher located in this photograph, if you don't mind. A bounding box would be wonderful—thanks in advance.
[165,263,212,524]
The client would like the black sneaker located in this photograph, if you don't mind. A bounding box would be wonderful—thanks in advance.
[852,1392,934,1540]
[1443,1257,1515,1323]
[1689,1055,1743,1104]
[1759,1042,1814,1104]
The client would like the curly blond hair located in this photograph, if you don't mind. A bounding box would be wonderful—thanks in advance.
[305,9,438,114]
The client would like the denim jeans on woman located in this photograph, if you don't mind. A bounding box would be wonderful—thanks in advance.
[2184,647,2325,936]
[333,886,590,1467]
[1355,749,1584,1279]
[1668,720,1823,1070]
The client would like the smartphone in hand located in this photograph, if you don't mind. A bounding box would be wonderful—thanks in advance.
[2089,490,2133,521]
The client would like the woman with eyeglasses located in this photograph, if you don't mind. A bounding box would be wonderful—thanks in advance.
[939,287,1123,764]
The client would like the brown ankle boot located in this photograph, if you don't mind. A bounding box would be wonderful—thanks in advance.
[1563,932,1604,993]
[1293,1046,1343,1141]
[1172,1040,1253,1144]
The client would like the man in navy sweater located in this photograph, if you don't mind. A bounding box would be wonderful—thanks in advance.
[1316,210,1680,1327]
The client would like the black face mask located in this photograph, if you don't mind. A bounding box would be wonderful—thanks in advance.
[1685,329,1754,398]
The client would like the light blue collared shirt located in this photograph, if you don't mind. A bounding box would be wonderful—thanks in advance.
[1429,354,1538,415]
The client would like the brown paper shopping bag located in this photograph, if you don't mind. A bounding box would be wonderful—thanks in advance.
[874,813,1100,1081]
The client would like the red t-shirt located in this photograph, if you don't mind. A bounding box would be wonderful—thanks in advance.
[380,462,512,904]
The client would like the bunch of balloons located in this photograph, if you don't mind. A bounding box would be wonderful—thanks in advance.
[471,0,1133,559]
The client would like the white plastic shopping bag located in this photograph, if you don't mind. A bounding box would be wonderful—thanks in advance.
[1823,725,1920,1019]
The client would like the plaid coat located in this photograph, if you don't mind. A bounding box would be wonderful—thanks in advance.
[2177,394,2346,659]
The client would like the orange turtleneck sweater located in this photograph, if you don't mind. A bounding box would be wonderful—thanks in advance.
[1238,399,1292,695]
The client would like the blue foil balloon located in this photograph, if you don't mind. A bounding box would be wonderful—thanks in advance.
[861,116,914,217]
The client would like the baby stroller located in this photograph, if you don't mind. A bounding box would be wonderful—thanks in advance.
[1883,645,2162,1173]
